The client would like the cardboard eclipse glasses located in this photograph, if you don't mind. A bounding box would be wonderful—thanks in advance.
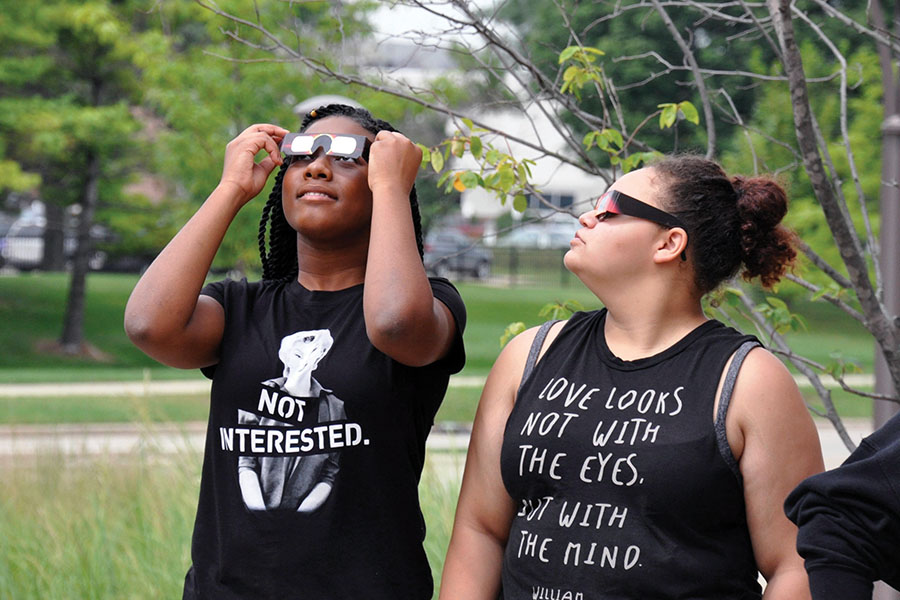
[594,189,686,230]
[281,133,371,161]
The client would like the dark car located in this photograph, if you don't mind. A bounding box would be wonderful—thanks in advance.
[423,229,492,280]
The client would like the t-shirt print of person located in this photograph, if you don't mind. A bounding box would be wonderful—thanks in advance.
[237,329,347,512]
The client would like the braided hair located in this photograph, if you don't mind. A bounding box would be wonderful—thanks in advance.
[258,103,425,281]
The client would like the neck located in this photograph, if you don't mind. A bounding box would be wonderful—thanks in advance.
[590,276,707,361]
[295,236,368,291]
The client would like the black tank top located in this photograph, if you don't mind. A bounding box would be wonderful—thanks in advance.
[500,309,761,599]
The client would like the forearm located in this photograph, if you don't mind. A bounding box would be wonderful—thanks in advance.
[761,565,811,600]
[125,184,243,345]
[238,467,266,511]
[297,481,333,513]
[440,525,506,600]
[363,185,447,363]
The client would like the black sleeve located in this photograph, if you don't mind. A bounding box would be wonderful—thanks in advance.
[429,276,467,374]
[785,415,900,599]
[200,278,227,305]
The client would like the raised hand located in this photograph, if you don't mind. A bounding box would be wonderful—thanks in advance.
[366,130,423,197]
[220,123,290,204]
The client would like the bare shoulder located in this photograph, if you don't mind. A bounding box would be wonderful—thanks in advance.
[729,345,821,462]
[478,320,568,414]
[733,346,801,405]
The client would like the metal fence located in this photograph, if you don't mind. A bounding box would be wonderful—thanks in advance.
[453,247,579,288]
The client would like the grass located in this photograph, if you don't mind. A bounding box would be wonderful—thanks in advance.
[0,450,198,599]
[0,441,462,600]
[0,272,881,423]
[0,394,211,425]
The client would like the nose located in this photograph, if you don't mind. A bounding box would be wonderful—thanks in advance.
[302,151,332,180]
[578,210,598,227]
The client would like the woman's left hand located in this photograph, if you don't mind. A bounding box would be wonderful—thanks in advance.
[367,131,422,196]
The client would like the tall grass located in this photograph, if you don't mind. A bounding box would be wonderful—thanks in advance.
[0,440,463,599]
[0,450,199,599]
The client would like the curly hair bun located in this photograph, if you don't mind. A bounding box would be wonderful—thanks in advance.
[732,176,796,288]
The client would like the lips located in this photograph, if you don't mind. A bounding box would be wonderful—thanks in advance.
[298,189,337,201]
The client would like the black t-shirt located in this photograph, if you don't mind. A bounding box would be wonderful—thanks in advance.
[786,411,900,599]
[500,309,761,599]
[183,277,466,600]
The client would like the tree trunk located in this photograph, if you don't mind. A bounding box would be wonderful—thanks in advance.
[767,0,900,396]
[41,201,66,271]
[59,151,99,354]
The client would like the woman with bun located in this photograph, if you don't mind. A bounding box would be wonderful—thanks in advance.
[440,155,823,599]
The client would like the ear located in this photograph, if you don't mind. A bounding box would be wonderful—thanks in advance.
[652,227,688,264]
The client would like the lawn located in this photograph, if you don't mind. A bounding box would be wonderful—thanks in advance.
[0,272,880,423]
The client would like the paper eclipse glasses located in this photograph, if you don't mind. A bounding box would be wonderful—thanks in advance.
[281,133,371,161]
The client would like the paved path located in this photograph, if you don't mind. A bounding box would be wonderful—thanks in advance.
[0,377,877,472]
[0,418,870,471]
[0,373,874,397]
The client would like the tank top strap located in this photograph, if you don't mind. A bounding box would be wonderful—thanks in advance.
[714,340,761,484]
[517,320,561,396]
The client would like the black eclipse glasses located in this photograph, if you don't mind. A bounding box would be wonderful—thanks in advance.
[594,189,686,230]
[281,133,371,161]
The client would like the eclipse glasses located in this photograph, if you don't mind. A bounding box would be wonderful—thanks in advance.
[594,189,686,230]
[281,133,371,161]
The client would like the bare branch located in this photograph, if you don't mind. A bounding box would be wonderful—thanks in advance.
[792,6,881,293]
[650,0,716,156]
[767,0,900,393]
[736,288,857,451]
[783,273,865,323]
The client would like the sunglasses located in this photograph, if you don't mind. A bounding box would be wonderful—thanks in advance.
[281,132,371,161]
[594,189,686,230]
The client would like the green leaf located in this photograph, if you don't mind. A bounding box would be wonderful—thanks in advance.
[659,104,677,129]
[558,46,579,64]
[417,144,431,168]
[501,322,527,347]
[462,117,474,130]
[430,150,444,172]
[498,164,516,190]
[603,128,624,150]
[583,130,599,149]
[485,148,500,165]
[460,171,480,189]
[451,139,465,158]
[678,101,700,125]
[470,136,483,159]
[513,194,528,212]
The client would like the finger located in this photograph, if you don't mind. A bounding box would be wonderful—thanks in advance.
[257,155,279,177]
[262,136,283,166]
[241,123,289,136]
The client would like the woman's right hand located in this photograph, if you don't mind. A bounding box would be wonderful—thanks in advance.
[219,123,290,204]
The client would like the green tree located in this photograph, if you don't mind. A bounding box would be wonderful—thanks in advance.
[197,0,900,449]
[137,0,447,272]
[0,0,143,353]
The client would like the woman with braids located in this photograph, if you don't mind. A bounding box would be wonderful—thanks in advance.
[439,156,824,599]
[125,104,466,599]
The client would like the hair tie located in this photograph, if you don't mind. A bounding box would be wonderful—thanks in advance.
[309,109,317,118]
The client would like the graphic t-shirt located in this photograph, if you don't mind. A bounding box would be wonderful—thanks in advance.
[183,277,466,600]
[500,309,761,600]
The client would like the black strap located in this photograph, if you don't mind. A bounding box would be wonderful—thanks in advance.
[517,320,560,396]
[714,340,760,483]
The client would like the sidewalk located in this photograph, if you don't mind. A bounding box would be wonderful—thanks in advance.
[0,373,875,398]
[0,417,868,471]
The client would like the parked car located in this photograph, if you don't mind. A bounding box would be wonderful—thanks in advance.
[423,229,492,279]
[0,217,109,271]
[495,223,576,249]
